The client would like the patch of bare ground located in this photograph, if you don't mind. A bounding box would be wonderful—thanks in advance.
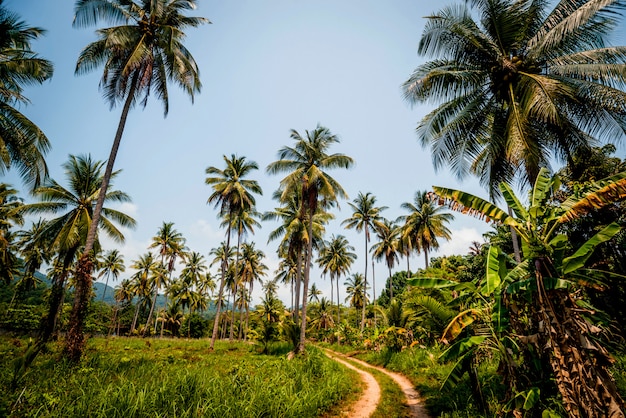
[323,349,430,418]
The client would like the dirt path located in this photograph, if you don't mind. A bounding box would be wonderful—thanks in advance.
[324,349,430,418]
[324,350,380,418]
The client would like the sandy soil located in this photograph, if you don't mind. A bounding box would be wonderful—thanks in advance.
[324,349,430,418]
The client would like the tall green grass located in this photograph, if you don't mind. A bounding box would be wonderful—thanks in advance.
[1,338,356,417]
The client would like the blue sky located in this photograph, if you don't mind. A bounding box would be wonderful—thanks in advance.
[5,1,625,305]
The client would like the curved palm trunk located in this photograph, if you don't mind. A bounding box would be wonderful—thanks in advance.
[130,300,141,333]
[144,286,160,336]
[65,80,137,362]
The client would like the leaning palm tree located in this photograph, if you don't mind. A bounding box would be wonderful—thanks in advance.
[206,154,261,349]
[20,154,135,343]
[14,219,52,293]
[398,190,454,270]
[68,0,209,361]
[0,4,53,188]
[371,218,400,300]
[342,192,387,332]
[267,125,354,353]
[316,234,356,324]
[97,249,125,301]
[403,0,626,198]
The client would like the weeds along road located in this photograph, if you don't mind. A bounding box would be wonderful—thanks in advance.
[322,348,430,418]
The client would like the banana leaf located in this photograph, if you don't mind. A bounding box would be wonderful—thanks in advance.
[562,222,622,274]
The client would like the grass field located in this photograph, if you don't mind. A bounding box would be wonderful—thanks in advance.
[0,337,358,418]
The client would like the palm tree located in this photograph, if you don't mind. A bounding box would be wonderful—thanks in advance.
[111,278,132,335]
[267,125,354,353]
[344,273,367,328]
[14,219,52,293]
[371,219,400,300]
[398,190,453,270]
[0,4,53,188]
[208,241,235,349]
[206,154,261,348]
[0,183,23,285]
[69,0,209,361]
[238,242,267,340]
[316,234,356,323]
[20,154,135,343]
[97,249,125,301]
[403,0,626,197]
[342,192,387,331]
[264,190,332,322]
[128,252,155,333]
[308,283,322,303]
[146,222,186,334]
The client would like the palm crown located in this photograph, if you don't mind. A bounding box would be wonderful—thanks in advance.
[403,0,626,196]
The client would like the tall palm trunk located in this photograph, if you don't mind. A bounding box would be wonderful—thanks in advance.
[130,300,141,333]
[360,228,369,333]
[210,227,232,350]
[298,205,315,353]
[230,229,242,342]
[294,249,303,323]
[65,79,137,362]
[336,275,341,323]
[388,266,393,300]
[424,249,429,269]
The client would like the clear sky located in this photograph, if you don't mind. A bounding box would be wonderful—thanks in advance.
[4,1,625,305]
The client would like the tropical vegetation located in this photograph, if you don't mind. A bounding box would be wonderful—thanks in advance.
[1,0,626,417]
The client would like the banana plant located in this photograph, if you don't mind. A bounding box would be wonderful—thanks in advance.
[426,168,626,418]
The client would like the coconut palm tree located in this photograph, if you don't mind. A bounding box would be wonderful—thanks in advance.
[371,218,401,300]
[146,222,186,334]
[267,125,354,352]
[308,283,322,303]
[342,192,387,331]
[0,183,23,285]
[97,249,125,301]
[398,190,454,270]
[14,219,51,293]
[206,154,261,348]
[403,0,626,198]
[316,234,356,324]
[264,190,332,322]
[238,242,267,340]
[68,0,209,360]
[20,154,135,343]
[0,4,53,188]
[208,241,235,349]
[128,252,155,333]
[344,273,367,328]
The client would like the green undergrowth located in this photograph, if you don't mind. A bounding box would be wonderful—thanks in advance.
[1,337,357,418]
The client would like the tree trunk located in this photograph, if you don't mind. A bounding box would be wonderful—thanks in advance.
[294,249,303,323]
[361,230,368,333]
[534,261,624,418]
[336,275,341,324]
[65,80,137,361]
[388,266,393,300]
[298,209,314,354]
[210,227,232,350]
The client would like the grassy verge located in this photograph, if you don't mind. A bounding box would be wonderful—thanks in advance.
[1,337,358,418]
